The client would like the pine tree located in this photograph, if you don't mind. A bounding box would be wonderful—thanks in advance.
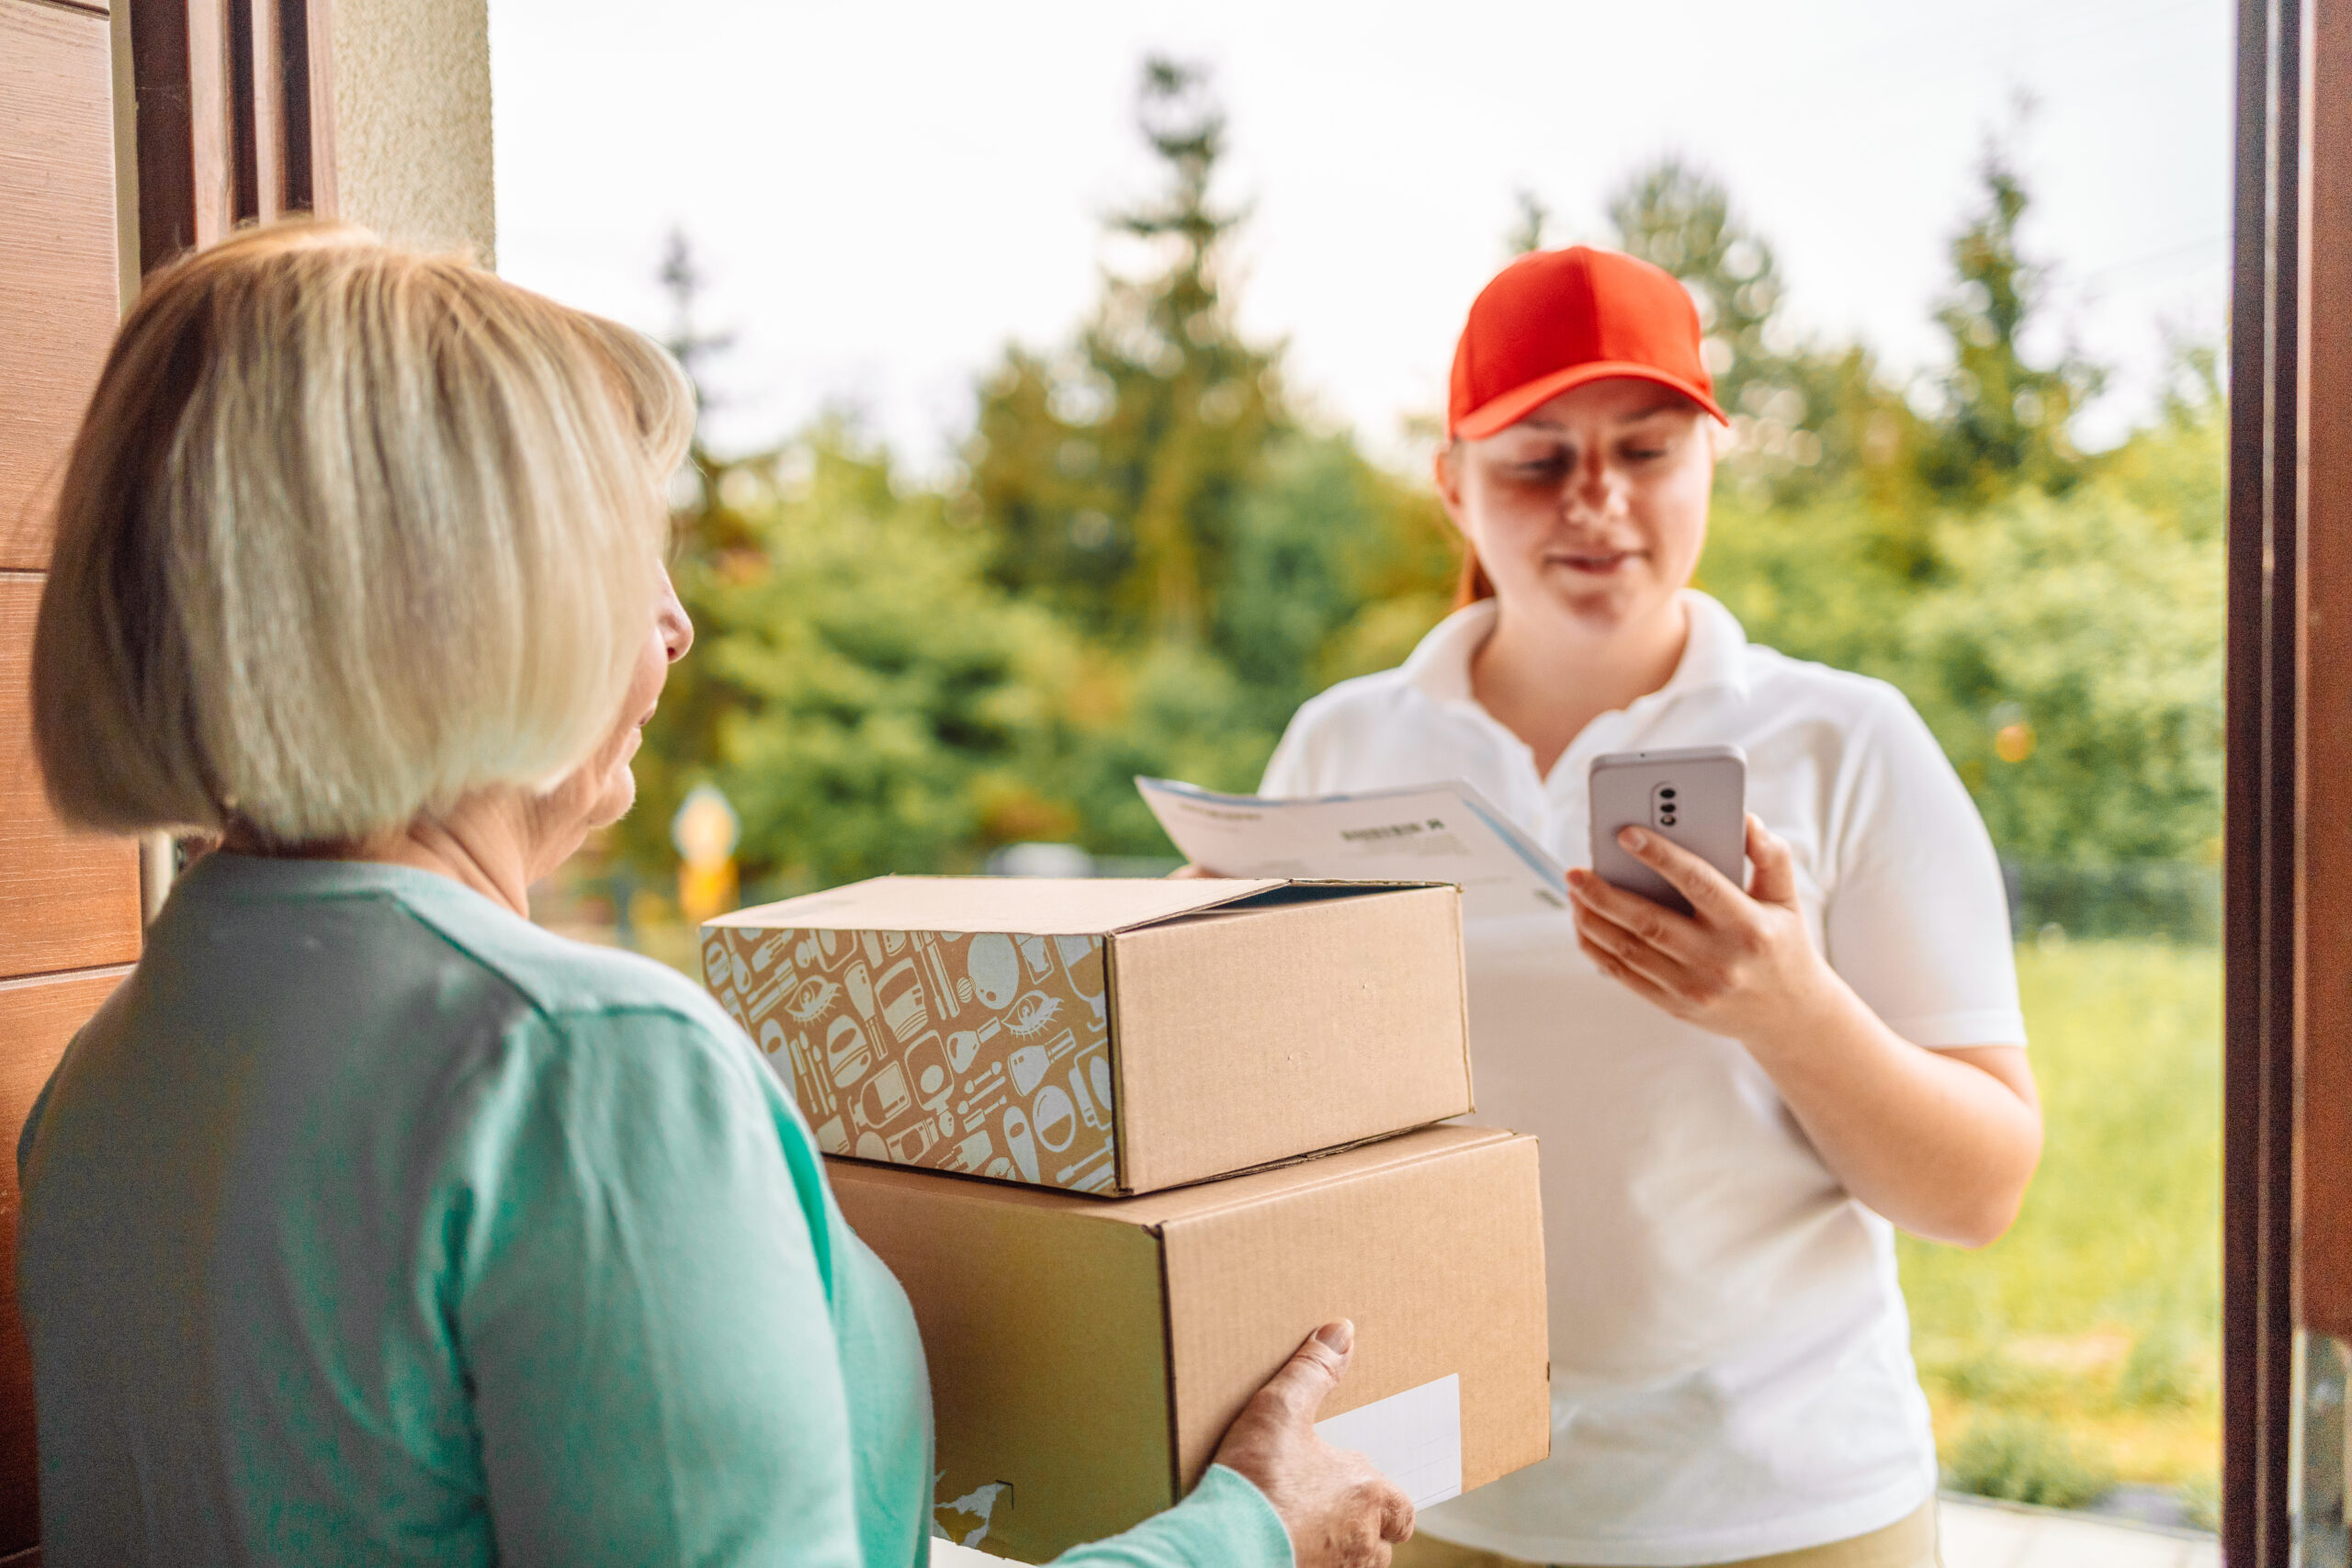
[967,57,1283,645]
[611,230,745,879]
[1507,188,1550,256]
[1607,157,1916,508]
[1913,142,2105,502]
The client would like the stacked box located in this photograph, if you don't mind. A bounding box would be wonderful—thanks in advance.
[832,1124,1550,1562]
[701,876,1476,1195]
[703,876,1549,1562]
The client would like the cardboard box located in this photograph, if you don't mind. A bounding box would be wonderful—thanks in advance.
[702,877,1471,1195]
[829,1124,1550,1563]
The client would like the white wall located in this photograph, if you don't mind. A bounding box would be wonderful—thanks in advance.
[330,0,496,263]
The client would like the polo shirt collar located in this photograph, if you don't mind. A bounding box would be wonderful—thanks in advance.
[1400,588,1753,710]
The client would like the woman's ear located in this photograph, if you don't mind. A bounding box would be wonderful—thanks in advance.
[1431,439,1470,534]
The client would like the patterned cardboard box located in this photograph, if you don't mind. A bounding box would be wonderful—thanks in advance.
[703,875,1473,1197]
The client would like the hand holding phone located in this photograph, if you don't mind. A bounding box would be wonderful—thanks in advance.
[1588,745,1747,916]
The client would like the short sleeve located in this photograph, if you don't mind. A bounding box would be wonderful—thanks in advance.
[1260,705,1321,796]
[1821,690,2029,1050]
[448,1008,866,1568]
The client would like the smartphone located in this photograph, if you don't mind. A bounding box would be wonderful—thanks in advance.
[1588,744,1748,916]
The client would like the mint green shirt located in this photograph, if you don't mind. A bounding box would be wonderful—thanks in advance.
[17,853,1289,1568]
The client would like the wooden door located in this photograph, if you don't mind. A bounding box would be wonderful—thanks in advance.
[1,2,336,1555]
[0,0,142,1557]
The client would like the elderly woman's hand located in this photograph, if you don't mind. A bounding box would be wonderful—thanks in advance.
[1567,815,1837,1050]
[1212,1321,1415,1568]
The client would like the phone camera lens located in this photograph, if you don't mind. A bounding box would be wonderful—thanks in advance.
[1660,788,1678,800]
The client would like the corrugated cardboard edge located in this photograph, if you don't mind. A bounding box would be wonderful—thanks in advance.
[706,875,1292,938]
[1151,1221,1185,1512]
[1450,884,1476,1115]
[1104,934,1134,1194]
[1099,1124,1512,1225]
[820,1120,1476,1203]
[706,875,1458,938]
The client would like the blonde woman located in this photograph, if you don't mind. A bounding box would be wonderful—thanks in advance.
[18,225,1411,1568]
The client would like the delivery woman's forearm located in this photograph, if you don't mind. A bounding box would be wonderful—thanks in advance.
[1569,817,2041,1247]
[1743,983,2041,1248]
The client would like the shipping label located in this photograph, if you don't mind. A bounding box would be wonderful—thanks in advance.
[1315,1372,1464,1510]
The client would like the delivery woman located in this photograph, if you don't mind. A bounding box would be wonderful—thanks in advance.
[1257,247,2043,1568]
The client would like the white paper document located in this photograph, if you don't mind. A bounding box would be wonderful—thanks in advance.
[1315,1373,1464,1510]
[1136,776,1570,920]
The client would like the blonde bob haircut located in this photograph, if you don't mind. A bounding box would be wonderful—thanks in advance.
[32,221,694,845]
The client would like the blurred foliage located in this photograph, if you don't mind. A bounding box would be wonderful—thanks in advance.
[1946,1415,2120,1509]
[620,424,1084,891]
[619,63,2223,899]
[1700,406,2224,866]
[1641,143,2224,872]
[1914,141,2107,504]
[967,57,1284,646]
[1609,158,1924,522]
[1903,941,2220,1497]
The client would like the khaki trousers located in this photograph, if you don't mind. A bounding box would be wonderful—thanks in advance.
[1386,1499,1941,1568]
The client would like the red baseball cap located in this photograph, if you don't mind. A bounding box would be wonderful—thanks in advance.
[1447,245,1730,439]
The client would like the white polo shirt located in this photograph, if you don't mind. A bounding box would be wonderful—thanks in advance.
[1261,590,2026,1567]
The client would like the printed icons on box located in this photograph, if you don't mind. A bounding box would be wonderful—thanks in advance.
[706,920,1118,1192]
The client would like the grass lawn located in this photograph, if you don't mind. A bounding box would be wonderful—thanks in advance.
[1898,940,2222,1513]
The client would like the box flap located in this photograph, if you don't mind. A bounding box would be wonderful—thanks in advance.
[709,875,1292,937]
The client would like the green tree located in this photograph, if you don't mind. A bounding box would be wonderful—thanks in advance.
[1704,389,2225,868]
[1609,157,1792,420]
[1913,141,2105,503]
[1607,157,1920,513]
[1507,188,1550,256]
[620,237,1087,890]
[644,423,1087,891]
[1905,464,2222,864]
[610,229,754,882]
[1213,434,1459,733]
[1033,432,1461,861]
[967,57,1283,645]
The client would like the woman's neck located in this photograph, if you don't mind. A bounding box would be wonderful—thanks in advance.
[220,791,574,919]
[1468,593,1691,780]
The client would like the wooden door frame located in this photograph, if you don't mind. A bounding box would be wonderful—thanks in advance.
[2229,0,2304,1561]
[2226,0,2352,1561]
[2227,0,2298,1557]
[129,0,335,273]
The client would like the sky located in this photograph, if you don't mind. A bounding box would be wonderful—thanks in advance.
[488,0,2233,472]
